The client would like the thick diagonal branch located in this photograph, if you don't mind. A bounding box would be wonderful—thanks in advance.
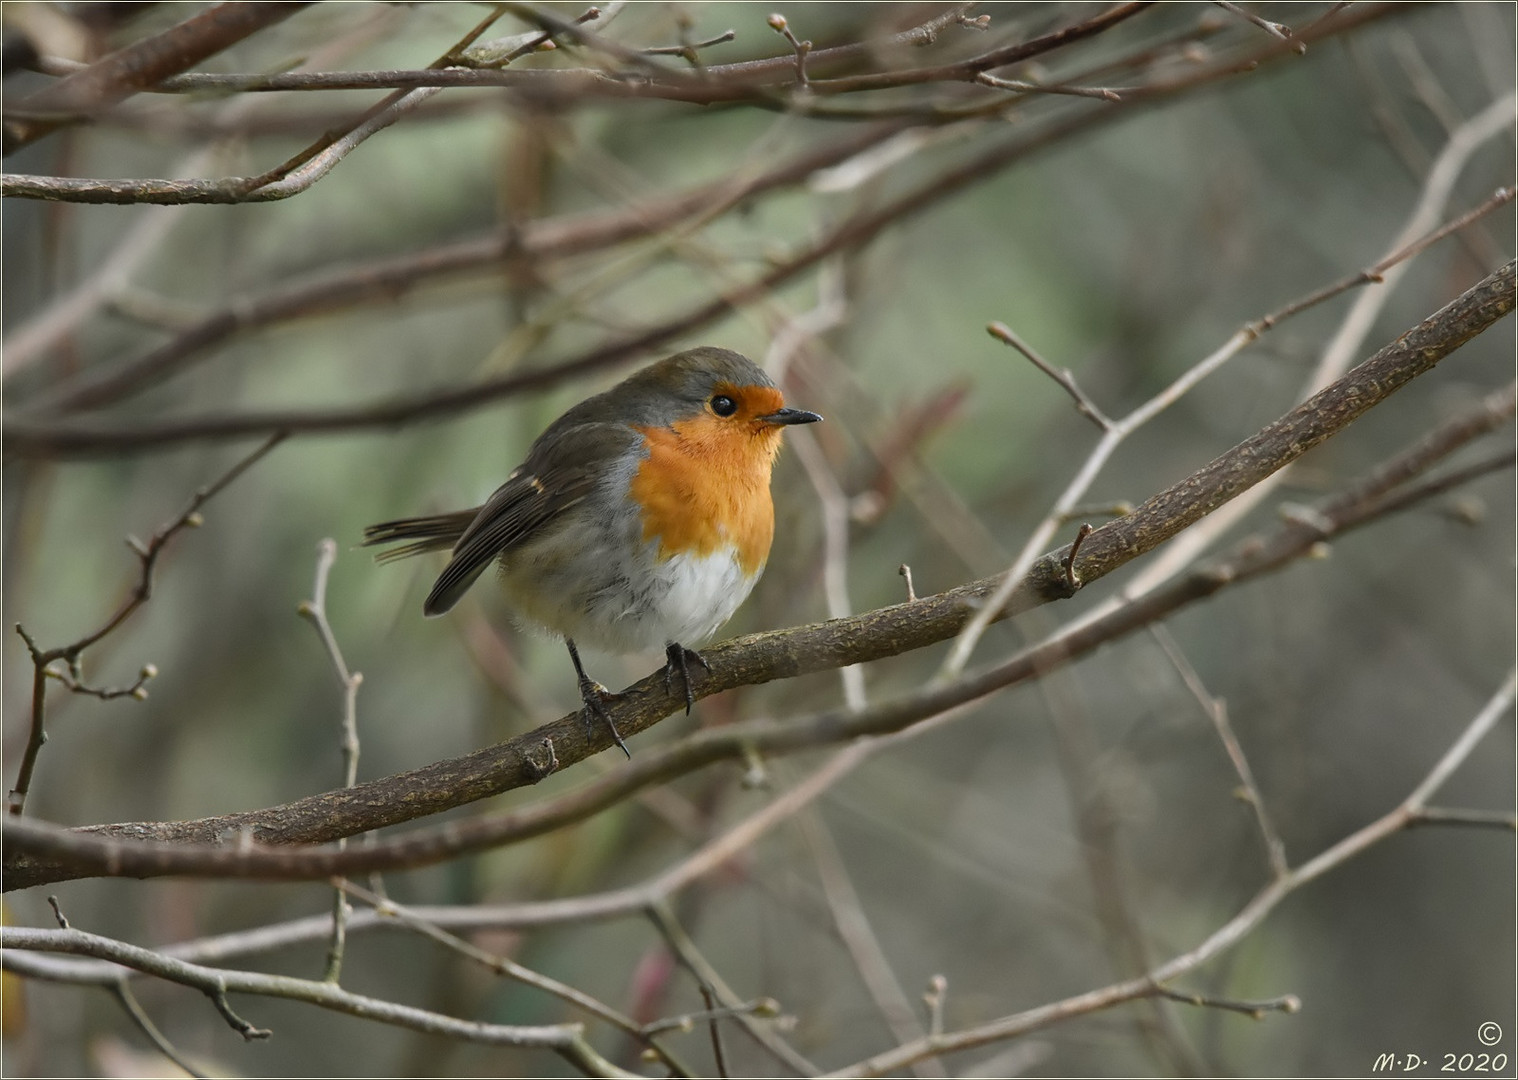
[2,261,1509,890]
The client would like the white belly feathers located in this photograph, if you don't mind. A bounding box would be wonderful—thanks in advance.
[493,457,761,655]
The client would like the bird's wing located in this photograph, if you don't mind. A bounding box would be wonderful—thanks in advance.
[423,422,643,616]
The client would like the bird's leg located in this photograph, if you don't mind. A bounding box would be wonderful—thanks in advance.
[663,642,709,715]
[565,639,629,758]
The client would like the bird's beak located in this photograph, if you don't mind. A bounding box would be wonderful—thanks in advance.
[759,407,823,426]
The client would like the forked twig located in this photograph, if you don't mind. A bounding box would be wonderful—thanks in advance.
[8,432,286,816]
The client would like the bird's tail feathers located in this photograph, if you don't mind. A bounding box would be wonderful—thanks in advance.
[362,510,478,563]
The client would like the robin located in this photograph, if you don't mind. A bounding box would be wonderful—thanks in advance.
[364,346,822,756]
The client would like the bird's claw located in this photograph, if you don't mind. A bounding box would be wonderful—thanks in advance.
[576,676,630,758]
[663,643,709,716]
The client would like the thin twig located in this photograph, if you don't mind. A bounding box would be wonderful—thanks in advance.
[700,983,731,1080]
[768,261,860,708]
[46,896,69,929]
[1256,184,1516,331]
[1152,984,1301,1019]
[1062,523,1093,591]
[4,86,444,204]
[1403,672,1516,810]
[801,809,947,1077]
[644,29,737,60]
[113,981,211,1079]
[988,321,1112,429]
[296,538,365,983]
[767,14,813,88]
[7,432,286,816]
[923,975,947,1039]
[463,3,618,68]
[976,70,1123,102]
[1034,632,1203,1075]
[647,900,816,1076]
[899,564,917,602]
[209,987,272,1040]
[497,2,662,75]
[1210,1,1293,42]
[641,997,780,1036]
[1150,625,1288,878]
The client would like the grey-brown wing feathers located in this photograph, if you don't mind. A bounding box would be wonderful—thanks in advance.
[364,422,644,617]
[420,467,593,616]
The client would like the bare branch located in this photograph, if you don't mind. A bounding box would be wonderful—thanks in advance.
[0,4,1393,209]
[3,2,313,152]
[8,120,900,415]
[4,7,1405,454]
[296,539,364,984]
[1115,92,1516,603]
[2,926,637,1076]
[3,85,443,204]
[0,8,411,378]
[5,9,1502,1069]
[942,174,1516,679]
[7,432,286,816]
[2,259,1510,889]
[820,671,1514,1077]
[1,4,1146,105]
[334,881,698,1074]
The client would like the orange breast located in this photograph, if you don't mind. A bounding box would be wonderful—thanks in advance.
[630,411,785,576]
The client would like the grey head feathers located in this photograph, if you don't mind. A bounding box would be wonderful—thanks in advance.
[544,348,773,433]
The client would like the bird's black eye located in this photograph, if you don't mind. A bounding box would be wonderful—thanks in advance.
[710,394,738,417]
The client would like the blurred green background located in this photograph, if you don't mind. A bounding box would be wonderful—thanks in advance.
[3,3,1513,1076]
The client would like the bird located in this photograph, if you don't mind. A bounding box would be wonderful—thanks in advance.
[364,346,822,756]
